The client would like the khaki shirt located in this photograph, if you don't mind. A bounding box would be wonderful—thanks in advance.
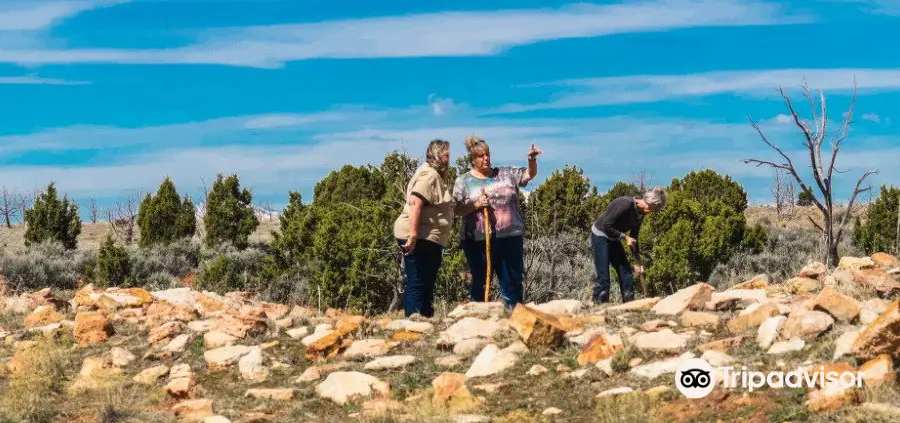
[393,165,454,246]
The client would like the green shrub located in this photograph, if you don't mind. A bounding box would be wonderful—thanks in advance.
[853,185,899,255]
[203,173,259,249]
[23,182,81,250]
[196,244,268,294]
[798,190,813,206]
[642,170,762,295]
[137,177,196,247]
[97,235,131,287]
[526,165,597,235]
[0,240,95,292]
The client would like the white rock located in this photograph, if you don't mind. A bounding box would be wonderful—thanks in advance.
[630,353,695,379]
[438,317,502,346]
[767,339,805,355]
[385,320,434,333]
[170,363,193,380]
[110,347,136,367]
[204,331,237,349]
[528,365,548,376]
[530,299,583,316]
[435,355,464,367]
[633,329,692,353]
[542,407,563,415]
[315,371,388,405]
[597,387,634,398]
[454,415,491,423]
[757,316,787,350]
[832,330,861,360]
[239,346,268,381]
[700,350,734,367]
[447,302,505,319]
[203,417,231,423]
[454,338,491,357]
[465,344,520,379]
[163,334,191,354]
[364,355,416,371]
[150,288,196,308]
[286,327,310,339]
[188,320,214,333]
[204,345,251,368]
[343,339,397,359]
[301,330,334,346]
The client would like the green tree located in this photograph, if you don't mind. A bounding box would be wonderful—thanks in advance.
[642,170,763,295]
[23,182,82,250]
[526,165,595,235]
[97,234,131,287]
[797,190,813,206]
[137,177,197,247]
[853,185,900,255]
[204,173,259,249]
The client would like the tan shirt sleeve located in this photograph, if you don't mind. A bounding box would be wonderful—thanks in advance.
[410,169,438,205]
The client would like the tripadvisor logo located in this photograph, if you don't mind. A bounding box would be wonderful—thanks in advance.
[675,358,863,398]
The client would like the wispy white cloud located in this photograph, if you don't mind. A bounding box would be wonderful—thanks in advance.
[839,0,900,16]
[0,0,126,31]
[0,74,89,85]
[495,68,900,112]
[0,0,807,67]
[861,112,882,123]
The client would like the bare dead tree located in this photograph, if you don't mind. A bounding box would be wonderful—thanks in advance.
[16,190,34,222]
[0,187,20,228]
[88,197,99,224]
[632,170,651,195]
[770,168,795,219]
[106,192,141,244]
[744,80,878,268]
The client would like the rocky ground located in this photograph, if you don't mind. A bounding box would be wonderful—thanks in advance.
[1,253,900,423]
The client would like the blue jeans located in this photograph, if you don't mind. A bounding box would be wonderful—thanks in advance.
[462,235,525,309]
[591,232,635,303]
[398,238,443,318]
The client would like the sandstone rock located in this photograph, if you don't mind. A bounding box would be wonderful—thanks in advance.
[576,331,622,365]
[860,299,892,325]
[343,339,398,360]
[134,365,170,385]
[726,302,780,333]
[110,347,136,367]
[767,339,805,354]
[364,355,416,371]
[315,371,389,405]
[782,310,834,339]
[437,317,501,346]
[872,252,899,267]
[508,304,568,349]
[301,329,334,346]
[435,356,464,367]
[211,314,267,339]
[385,320,433,333]
[146,300,199,328]
[543,407,563,415]
[787,277,822,294]
[729,274,769,290]
[166,376,194,398]
[447,302,504,319]
[24,305,65,328]
[650,283,713,315]
[757,316,786,350]
[74,311,114,345]
[606,297,660,312]
[833,330,860,360]
[172,399,213,421]
[839,256,875,271]
[681,311,720,328]
[203,417,231,423]
[465,344,520,379]
[813,286,860,322]
[698,336,746,353]
[798,261,828,280]
[859,354,894,386]
[162,334,190,355]
[392,330,424,341]
[633,329,692,353]
[700,350,734,366]
[170,363,193,379]
[639,319,674,332]
[527,364,549,376]
[630,352,695,379]
[150,288,196,308]
[530,299,582,316]
[204,345,251,370]
[245,388,294,401]
[597,387,634,398]
[432,372,479,412]
[285,327,310,340]
[853,300,900,361]
[852,267,900,293]
[239,346,268,382]
[204,330,236,349]
[187,320,214,333]
[806,380,859,413]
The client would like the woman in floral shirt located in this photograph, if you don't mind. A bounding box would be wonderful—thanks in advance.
[453,135,541,309]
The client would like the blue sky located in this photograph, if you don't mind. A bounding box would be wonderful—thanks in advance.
[1,0,899,214]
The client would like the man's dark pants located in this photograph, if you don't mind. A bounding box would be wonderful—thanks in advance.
[591,232,635,303]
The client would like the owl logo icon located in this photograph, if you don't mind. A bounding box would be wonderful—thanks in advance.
[675,358,716,398]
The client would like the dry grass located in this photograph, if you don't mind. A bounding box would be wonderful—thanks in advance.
[0,220,280,254]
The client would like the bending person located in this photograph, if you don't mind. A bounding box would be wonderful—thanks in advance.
[453,135,541,309]
[590,186,667,304]
[393,139,454,318]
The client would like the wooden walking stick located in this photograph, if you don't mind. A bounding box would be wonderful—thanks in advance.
[481,189,491,302]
